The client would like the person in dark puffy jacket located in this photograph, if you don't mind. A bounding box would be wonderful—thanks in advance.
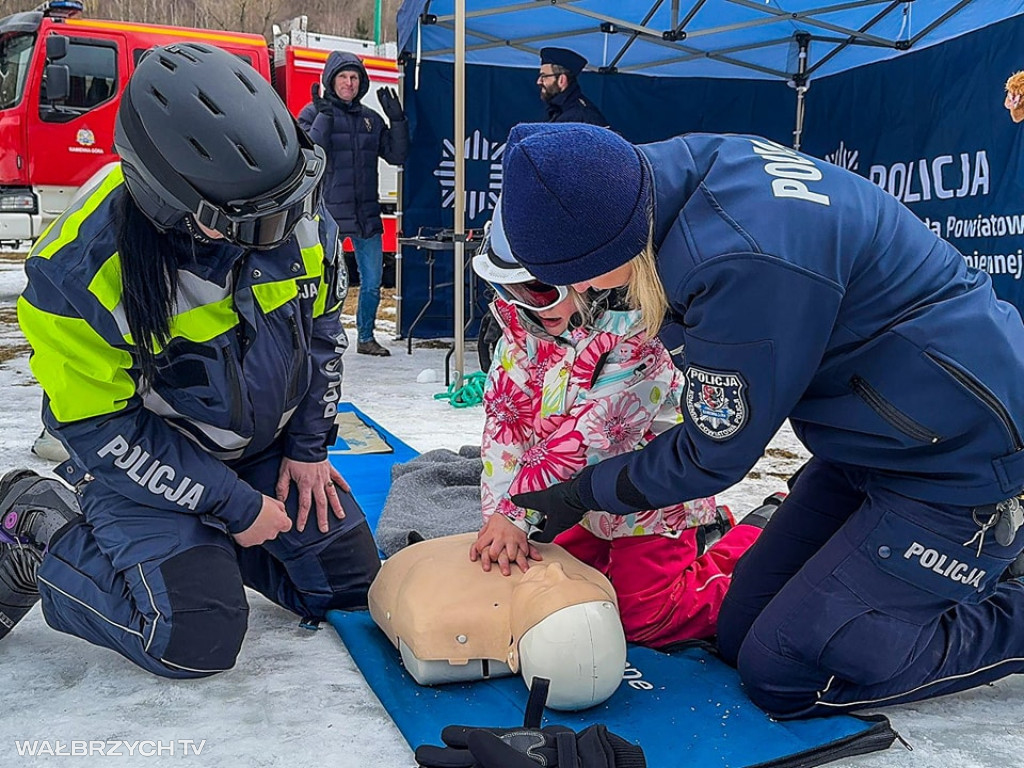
[299,52,408,357]
[498,122,1024,719]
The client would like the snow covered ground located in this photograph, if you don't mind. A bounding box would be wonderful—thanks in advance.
[0,256,1021,767]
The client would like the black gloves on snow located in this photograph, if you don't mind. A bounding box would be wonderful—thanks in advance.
[511,472,592,543]
[415,724,646,768]
[376,86,405,121]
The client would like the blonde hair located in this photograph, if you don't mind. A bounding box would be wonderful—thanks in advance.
[567,287,595,327]
[625,234,668,338]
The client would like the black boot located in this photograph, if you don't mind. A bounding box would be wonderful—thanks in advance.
[357,338,391,356]
[698,505,737,554]
[741,491,788,530]
[0,469,81,553]
[0,543,42,640]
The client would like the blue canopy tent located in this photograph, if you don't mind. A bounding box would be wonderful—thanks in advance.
[394,1,1024,380]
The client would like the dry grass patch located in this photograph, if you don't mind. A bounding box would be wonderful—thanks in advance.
[342,287,397,318]
[0,343,31,364]
[765,447,803,460]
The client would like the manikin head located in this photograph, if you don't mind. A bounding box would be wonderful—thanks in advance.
[510,562,627,710]
[368,534,626,710]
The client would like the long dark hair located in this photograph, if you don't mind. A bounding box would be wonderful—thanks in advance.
[114,191,180,385]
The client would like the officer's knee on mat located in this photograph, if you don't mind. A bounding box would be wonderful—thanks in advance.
[159,545,249,675]
[714,575,760,667]
[314,521,381,613]
[734,630,821,717]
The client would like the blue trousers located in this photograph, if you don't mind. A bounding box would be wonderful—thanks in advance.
[717,458,1024,717]
[351,234,383,344]
[37,447,381,679]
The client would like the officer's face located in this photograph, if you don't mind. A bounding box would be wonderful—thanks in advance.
[537,66,565,100]
[572,262,634,293]
[333,70,361,102]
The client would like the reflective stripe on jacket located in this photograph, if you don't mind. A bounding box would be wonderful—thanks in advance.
[18,165,346,532]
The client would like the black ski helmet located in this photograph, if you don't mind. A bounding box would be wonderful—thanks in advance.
[114,42,325,248]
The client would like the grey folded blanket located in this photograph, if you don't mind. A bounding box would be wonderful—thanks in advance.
[376,446,484,557]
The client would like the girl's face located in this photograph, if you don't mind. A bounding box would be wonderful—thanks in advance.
[571,262,634,293]
[530,295,576,336]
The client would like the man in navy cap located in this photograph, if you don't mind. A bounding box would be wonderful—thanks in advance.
[537,47,609,126]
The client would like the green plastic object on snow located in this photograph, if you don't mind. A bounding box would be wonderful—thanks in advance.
[434,371,487,408]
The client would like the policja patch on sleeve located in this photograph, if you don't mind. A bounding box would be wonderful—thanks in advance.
[330,254,349,303]
[685,365,748,440]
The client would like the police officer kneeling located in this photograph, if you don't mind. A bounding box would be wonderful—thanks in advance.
[3,43,380,677]
[498,122,1024,718]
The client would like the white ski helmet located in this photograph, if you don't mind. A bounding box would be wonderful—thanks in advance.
[472,200,534,285]
[473,201,570,312]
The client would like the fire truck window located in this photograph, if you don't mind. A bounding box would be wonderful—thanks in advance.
[0,32,36,111]
[40,39,116,121]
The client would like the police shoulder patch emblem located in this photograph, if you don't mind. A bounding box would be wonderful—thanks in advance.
[335,260,350,301]
[685,365,748,440]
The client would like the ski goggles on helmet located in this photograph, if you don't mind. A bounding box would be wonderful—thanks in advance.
[194,142,326,250]
[491,279,569,312]
[473,210,569,311]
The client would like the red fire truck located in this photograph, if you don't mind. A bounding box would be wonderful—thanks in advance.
[0,1,401,255]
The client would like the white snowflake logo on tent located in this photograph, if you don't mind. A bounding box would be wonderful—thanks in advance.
[824,140,860,171]
[433,130,504,219]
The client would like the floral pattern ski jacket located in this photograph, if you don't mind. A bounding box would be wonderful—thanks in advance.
[481,299,718,539]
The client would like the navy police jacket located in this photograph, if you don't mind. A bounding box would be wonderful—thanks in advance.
[19,167,347,534]
[546,82,609,127]
[582,133,1024,514]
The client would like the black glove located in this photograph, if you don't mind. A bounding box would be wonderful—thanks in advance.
[476,311,502,372]
[511,473,591,544]
[415,724,646,768]
[377,86,405,122]
[310,83,331,115]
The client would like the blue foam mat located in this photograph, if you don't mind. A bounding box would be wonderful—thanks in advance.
[327,610,896,768]
[327,403,419,533]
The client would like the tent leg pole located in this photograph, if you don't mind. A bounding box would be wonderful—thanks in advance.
[452,0,466,387]
[794,85,807,151]
[791,32,810,151]
[395,69,405,342]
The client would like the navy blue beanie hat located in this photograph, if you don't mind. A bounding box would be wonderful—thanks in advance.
[500,122,652,285]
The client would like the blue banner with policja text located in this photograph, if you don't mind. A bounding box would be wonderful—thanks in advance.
[802,14,1024,315]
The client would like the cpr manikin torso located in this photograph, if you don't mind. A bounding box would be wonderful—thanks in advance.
[368,533,627,710]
